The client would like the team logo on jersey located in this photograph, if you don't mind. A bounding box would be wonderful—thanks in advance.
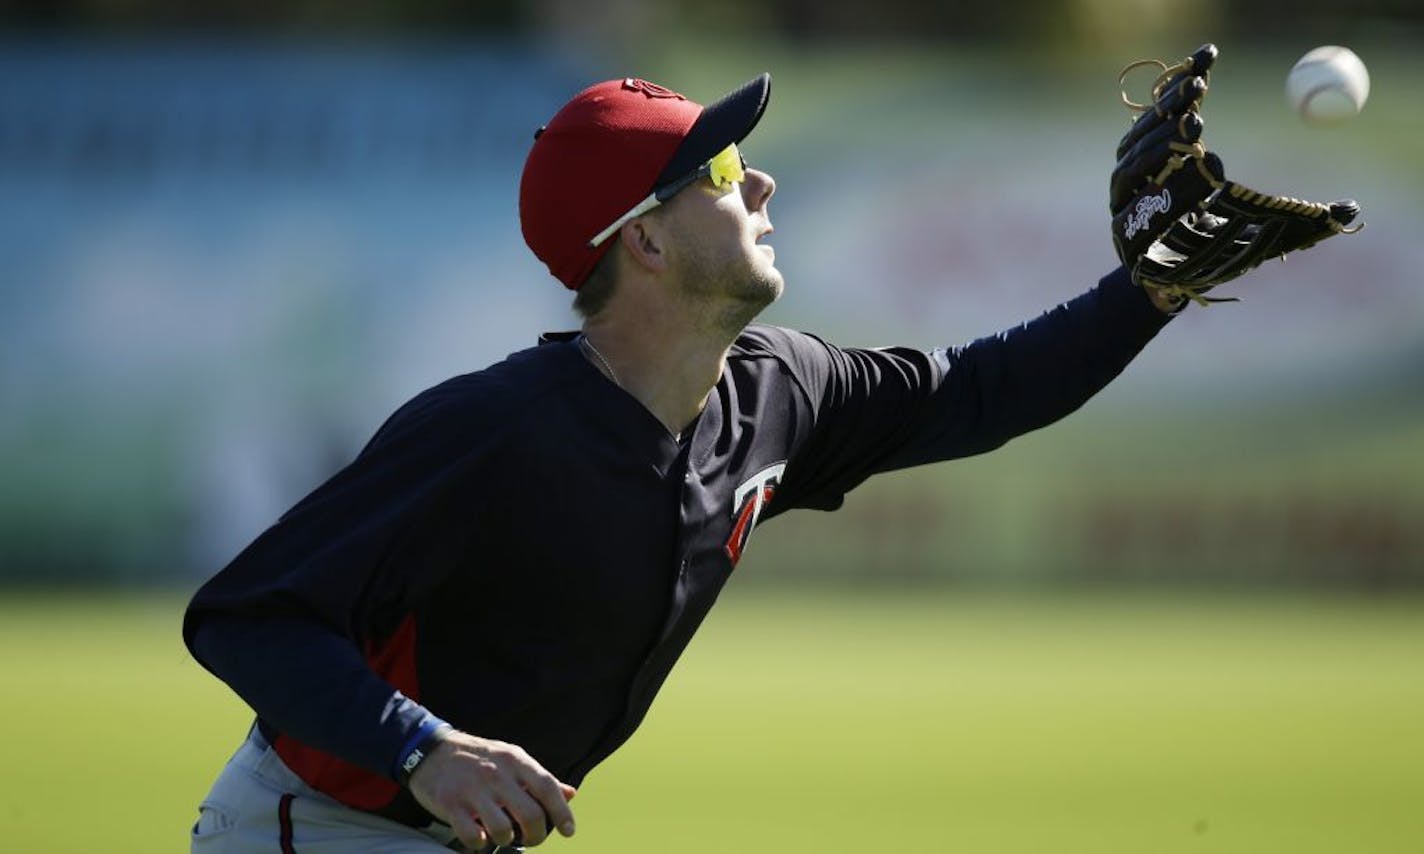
[724,462,785,566]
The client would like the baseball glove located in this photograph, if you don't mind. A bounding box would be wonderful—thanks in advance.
[1109,43,1361,308]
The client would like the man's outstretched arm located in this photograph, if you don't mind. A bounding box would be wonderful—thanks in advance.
[766,267,1173,512]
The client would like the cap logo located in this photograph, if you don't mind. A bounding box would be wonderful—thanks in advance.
[622,78,685,100]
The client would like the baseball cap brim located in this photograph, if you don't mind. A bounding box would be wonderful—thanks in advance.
[654,72,771,186]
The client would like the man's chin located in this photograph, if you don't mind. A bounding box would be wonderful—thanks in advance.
[765,273,785,304]
[716,273,781,333]
[744,269,783,309]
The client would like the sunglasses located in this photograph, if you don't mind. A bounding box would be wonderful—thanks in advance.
[587,143,747,249]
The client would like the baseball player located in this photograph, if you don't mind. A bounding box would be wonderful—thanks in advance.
[185,46,1356,853]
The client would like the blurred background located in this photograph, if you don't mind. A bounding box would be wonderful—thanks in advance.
[2,1,1422,851]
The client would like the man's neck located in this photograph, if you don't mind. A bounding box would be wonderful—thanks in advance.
[580,297,747,439]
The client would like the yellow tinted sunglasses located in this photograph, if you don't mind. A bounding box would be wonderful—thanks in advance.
[588,144,747,248]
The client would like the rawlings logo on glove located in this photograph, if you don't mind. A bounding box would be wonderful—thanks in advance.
[1124,188,1172,240]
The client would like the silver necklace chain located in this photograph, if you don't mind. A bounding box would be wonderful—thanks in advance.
[579,334,620,387]
[579,334,683,442]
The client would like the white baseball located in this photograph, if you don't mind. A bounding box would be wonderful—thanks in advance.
[1286,46,1370,126]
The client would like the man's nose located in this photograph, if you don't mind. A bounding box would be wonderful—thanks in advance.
[742,168,776,212]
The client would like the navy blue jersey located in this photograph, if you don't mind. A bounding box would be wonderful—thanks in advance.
[185,268,1169,825]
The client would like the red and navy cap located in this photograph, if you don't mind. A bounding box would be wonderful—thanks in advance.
[519,73,771,290]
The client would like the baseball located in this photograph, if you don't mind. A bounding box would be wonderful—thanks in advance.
[1286,46,1369,125]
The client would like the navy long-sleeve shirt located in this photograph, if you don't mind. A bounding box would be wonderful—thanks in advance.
[185,268,1169,825]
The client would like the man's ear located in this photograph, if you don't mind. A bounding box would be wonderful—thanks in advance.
[619,217,668,275]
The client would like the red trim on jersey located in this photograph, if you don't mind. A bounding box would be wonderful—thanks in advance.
[274,613,421,811]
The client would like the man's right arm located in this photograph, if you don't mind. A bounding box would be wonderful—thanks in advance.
[190,611,577,848]
[188,613,436,777]
[184,378,576,848]
[181,379,486,774]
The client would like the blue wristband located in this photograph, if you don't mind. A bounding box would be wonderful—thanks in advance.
[393,716,452,784]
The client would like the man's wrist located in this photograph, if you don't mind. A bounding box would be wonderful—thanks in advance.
[1145,285,1186,315]
[394,717,454,785]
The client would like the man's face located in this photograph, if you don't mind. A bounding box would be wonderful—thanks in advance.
[661,165,782,316]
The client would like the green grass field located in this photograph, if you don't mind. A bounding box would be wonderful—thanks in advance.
[3,589,1422,852]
